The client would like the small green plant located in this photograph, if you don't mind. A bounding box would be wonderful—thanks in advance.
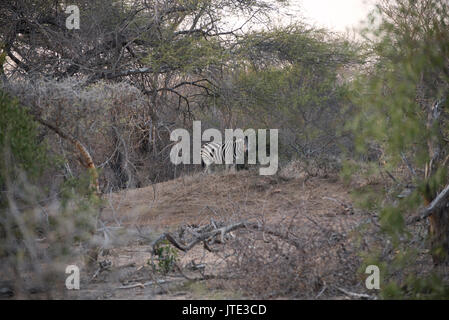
[150,240,178,274]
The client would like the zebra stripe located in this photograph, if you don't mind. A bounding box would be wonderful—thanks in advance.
[201,138,247,173]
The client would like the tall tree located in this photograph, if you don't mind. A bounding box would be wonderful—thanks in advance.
[352,0,449,264]
[0,0,283,102]
[0,0,286,188]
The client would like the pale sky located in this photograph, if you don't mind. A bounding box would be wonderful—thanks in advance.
[281,0,377,33]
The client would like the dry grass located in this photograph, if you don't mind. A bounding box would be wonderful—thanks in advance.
[0,160,378,299]
[95,167,366,299]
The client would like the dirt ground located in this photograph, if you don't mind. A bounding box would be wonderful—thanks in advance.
[64,169,368,300]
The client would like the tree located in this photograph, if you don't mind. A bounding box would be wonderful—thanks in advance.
[0,0,287,188]
[352,0,449,265]
[210,25,359,161]
[0,0,282,101]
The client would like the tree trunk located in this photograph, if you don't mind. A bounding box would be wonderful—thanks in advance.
[424,99,449,265]
[34,117,101,196]
[428,206,449,265]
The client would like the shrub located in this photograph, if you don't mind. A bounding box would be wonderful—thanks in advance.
[0,90,48,187]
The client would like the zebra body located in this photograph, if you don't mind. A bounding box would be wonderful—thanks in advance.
[201,138,248,174]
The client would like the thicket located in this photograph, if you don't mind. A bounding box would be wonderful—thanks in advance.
[348,0,449,299]
[0,91,98,298]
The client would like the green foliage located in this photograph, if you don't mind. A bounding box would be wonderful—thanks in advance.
[350,0,449,299]
[150,240,178,274]
[60,169,103,205]
[211,26,358,160]
[0,90,100,297]
[233,64,342,119]
[0,90,48,188]
[351,0,449,169]
[382,274,449,300]
[145,36,226,74]
[242,24,357,68]
[0,88,99,245]
[351,0,449,223]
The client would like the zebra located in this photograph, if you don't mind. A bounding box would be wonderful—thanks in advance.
[201,137,248,174]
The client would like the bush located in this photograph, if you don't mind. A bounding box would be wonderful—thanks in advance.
[0,90,99,298]
[349,0,449,298]
[0,90,48,187]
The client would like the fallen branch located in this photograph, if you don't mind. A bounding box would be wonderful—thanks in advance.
[156,221,252,252]
[151,220,303,254]
[115,279,171,290]
[335,286,376,300]
[114,274,236,290]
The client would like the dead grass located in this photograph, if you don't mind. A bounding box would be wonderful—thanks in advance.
[102,170,357,230]
[0,164,374,300]
[93,168,367,299]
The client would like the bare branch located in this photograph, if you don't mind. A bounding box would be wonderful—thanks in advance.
[408,183,449,224]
